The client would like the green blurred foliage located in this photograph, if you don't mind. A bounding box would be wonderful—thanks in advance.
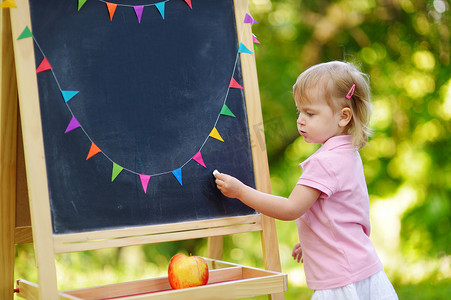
[245,0,450,297]
[249,0,450,261]
[14,0,450,299]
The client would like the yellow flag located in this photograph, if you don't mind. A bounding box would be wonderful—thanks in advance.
[209,127,224,142]
[0,0,17,8]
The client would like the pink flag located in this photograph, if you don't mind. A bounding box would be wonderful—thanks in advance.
[252,34,260,44]
[192,151,206,168]
[139,174,151,193]
[229,77,244,89]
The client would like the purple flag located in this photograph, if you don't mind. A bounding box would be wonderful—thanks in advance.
[134,5,144,23]
[65,116,81,133]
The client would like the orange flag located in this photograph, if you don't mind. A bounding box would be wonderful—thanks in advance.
[106,2,117,21]
[86,142,101,160]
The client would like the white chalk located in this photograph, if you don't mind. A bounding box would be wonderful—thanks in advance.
[213,170,220,176]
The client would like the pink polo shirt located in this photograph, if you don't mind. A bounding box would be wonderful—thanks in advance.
[296,135,382,290]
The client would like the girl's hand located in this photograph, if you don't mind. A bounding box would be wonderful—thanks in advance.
[292,242,303,263]
[213,171,244,199]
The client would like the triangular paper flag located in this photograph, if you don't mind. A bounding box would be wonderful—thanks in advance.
[86,142,101,160]
[183,0,192,9]
[106,2,117,21]
[134,5,144,23]
[209,127,224,142]
[238,43,253,54]
[220,104,236,117]
[192,151,206,168]
[229,77,243,89]
[111,163,123,182]
[244,13,258,24]
[155,2,165,19]
[0,0,17,8]
[139,174,151,193]
[252,34,260,44]
[64,116,81,133]
[36,57,52,73]
[61,90,79,102]
[78,0,87,11]
[17,26,33,40]
[172,168,183,186]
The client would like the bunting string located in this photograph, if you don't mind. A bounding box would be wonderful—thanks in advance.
[78,0,193,22]
[96,0,170,8]
[17,6,259,193]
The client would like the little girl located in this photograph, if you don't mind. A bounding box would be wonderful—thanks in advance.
[214,61,398,299]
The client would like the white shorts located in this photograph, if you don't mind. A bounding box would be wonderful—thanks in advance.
[311,270,398,300]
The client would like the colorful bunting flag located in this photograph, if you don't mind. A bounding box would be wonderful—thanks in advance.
[155,2,165,19]
[220,104,236,117]
[78,0,87,11]
[244,13,258,24]
[192,151,206,168]
[0,0,17,8]
[86,142,101,160]
[61,90,79,103]
[183,0,192,9]
[111,163,124,181]
[139,174,151,193]
[238,43,253,54]
[229,77,243,89]
[36,57,52,73]
[172,168,183,186]
[106,2,117,21]
[209,127,224,142]
[252,34,260,44]
[65,116,81,133]
[17,26,33,40]
[26,17,255,189]
[134,5,144,23]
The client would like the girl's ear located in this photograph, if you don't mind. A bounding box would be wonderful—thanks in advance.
[338,107,352,127]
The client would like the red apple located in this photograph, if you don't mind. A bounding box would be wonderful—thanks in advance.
[168,253,209,289]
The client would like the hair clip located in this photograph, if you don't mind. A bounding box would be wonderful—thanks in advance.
[346,84,356,99]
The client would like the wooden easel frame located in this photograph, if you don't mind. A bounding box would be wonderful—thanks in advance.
[1,1,285,299]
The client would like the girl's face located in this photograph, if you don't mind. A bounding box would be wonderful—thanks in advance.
[295,89,347,144]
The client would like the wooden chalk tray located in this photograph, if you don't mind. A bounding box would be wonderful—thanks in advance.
[15,258,287,300]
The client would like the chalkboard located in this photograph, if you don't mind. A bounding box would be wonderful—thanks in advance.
[28,0,256,234]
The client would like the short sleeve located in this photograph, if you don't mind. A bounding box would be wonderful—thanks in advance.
[298,155,337,197]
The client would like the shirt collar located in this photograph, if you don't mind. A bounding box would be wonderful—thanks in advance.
[318,135,354,152]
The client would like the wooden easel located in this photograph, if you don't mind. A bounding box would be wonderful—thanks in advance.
[1,5,40,300]
[1,1,286,299]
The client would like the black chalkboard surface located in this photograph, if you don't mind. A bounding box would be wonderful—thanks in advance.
[28,0,256,234]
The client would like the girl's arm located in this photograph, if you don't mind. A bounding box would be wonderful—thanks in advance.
[214,171,320,221]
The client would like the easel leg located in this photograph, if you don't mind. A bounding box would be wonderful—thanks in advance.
[9,2,60,297]
[261,215,285,300]
[1,7,19,300]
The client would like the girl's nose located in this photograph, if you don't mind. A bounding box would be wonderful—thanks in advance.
[297,114,305,125]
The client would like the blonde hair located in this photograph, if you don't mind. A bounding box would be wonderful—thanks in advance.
[293,61,372,149]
